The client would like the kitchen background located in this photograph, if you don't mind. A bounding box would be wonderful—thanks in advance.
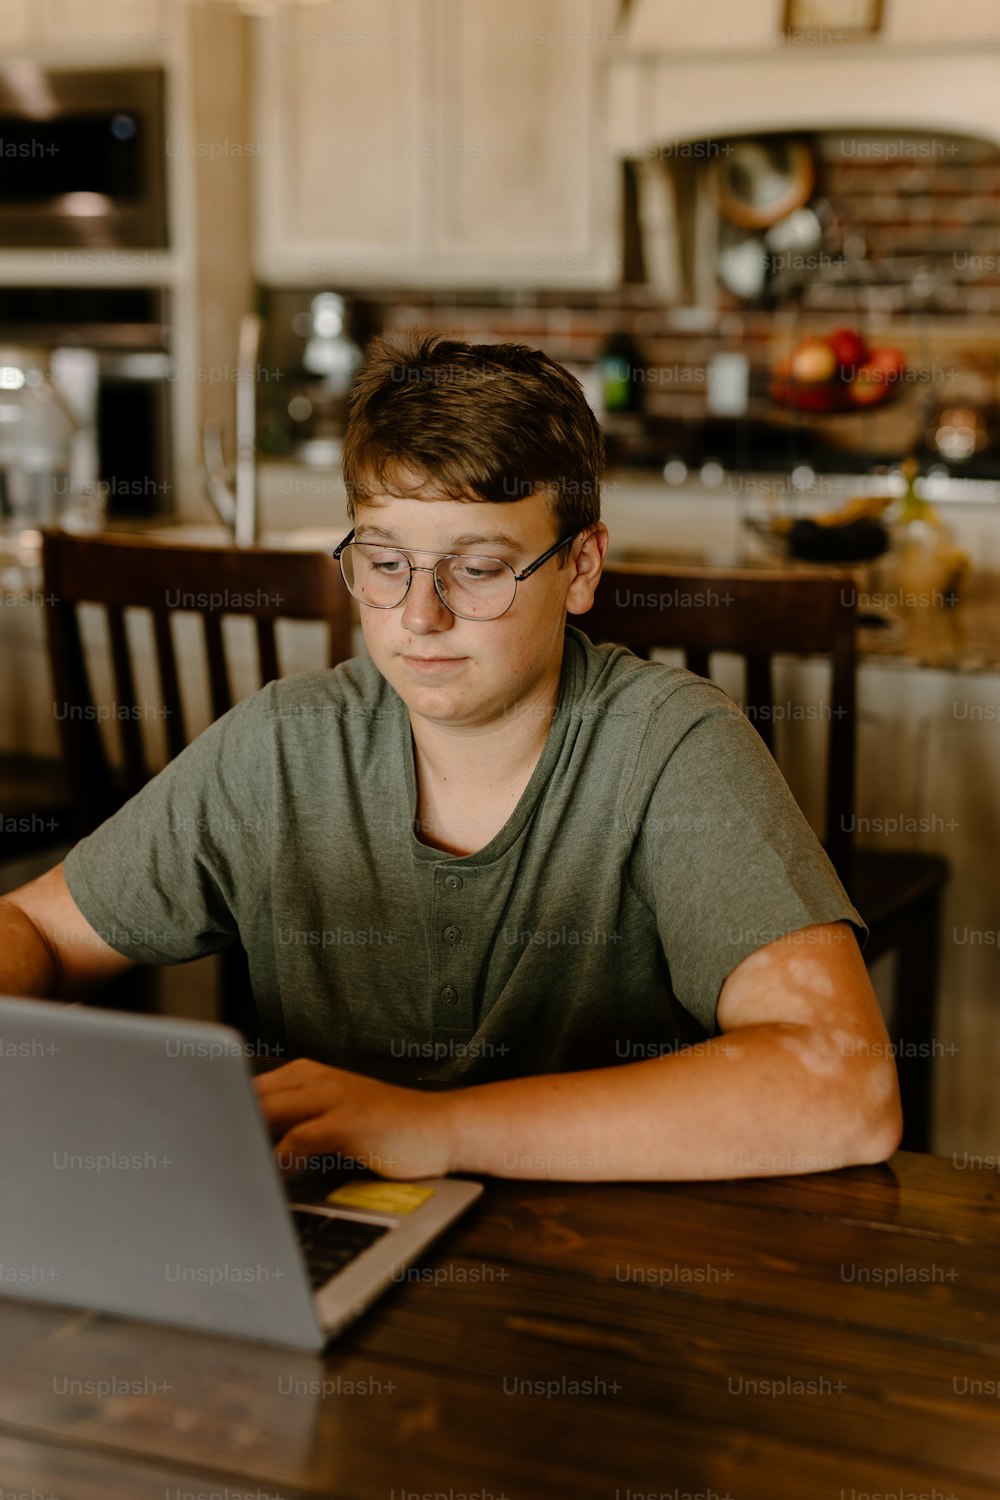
[1,0,999,1155]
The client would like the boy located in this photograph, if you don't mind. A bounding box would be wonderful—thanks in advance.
[0,333,902,1180]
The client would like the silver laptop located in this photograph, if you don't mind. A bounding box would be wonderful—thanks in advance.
[0,996,482,1351]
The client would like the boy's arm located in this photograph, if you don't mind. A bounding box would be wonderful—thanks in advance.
[0,863,138,999]
[437,921,902,1180]
[257,922,903,1181]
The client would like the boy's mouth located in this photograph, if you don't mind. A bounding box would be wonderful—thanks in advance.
[401,655,467,672]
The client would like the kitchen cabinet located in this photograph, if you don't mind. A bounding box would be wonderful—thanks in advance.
[0,0,34,44]
[254,0,429,284]
[253,0,621,286]
[43,0,163,40]
[0,1,165,46]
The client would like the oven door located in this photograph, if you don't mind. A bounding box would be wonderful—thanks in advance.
[0,67,167,248]
[95,349,174,518]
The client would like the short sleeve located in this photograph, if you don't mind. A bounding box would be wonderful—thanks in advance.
[627,685,867,1035]
[63,690,274,965]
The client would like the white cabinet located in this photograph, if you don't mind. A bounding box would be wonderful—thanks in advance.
[255,0,430,283]
[0,2,165,45]
[430,0,620,283]
[43,0,163,41]
[0,0,34,44]
[254,0,621,286]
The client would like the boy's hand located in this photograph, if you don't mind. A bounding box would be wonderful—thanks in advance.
[253,1057,455,1181]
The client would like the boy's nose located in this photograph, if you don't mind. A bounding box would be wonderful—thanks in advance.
[400,565,454,630]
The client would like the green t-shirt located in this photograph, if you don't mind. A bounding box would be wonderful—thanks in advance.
[64,624,866,1088]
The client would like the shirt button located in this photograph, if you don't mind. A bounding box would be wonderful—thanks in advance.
[444,874,464,891]
[440,986,458,1005]
[443,925,461,943]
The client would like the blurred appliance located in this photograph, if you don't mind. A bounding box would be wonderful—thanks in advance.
[0,65,167,248]
[289,292,362,466]
[257,289,373,465]
[0,345,83,544]
[0,287,173,524]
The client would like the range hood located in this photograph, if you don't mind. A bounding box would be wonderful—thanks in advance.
[609,4,1000,154]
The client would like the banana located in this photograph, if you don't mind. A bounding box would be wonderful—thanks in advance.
[814,494,894,528]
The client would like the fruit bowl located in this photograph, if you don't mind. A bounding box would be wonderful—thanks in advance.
[769,328,907,414]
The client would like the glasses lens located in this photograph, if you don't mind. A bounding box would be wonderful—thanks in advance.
[436,555,516,619]
[341,544,410,607]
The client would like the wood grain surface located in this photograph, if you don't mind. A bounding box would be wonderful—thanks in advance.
[0,1151,996,1498]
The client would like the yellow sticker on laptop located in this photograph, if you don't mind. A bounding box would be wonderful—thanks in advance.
[326,1182,435,1215]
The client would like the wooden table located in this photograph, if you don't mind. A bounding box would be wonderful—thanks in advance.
[1,1151,998,1498]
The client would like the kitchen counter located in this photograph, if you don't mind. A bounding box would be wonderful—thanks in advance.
[85,502,1000,674]
[26,456,994,681]
[855,570,1000,674]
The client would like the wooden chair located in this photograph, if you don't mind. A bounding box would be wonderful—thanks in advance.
[41,530,354,1037]
[583,562,949,1153]
[0,754,73,866]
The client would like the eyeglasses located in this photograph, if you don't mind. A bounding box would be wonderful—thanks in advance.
[331,528,580,621]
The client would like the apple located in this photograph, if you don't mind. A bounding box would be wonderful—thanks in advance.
[790,383,837,412]
[826,327,869,372]
[866,346,906,382]
[847,347,906,406]
[771,361,837,411]
[790,337,838,385]
[847,366,889,406]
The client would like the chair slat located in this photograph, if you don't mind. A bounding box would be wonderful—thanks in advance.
[256,617,280,685]
[45,598,114,838]
[202,614,232,719]
[745,653,774,754]
[825,631,857,888]
[107,607,146,794]
[326,584,353,668]
[151,609,186,760]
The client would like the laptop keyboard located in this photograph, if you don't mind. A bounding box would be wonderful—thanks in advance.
[291,1209,391,1291]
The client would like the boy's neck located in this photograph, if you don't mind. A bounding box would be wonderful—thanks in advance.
[409,662,561,792]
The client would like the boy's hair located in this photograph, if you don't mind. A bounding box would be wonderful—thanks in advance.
[341,330,605,564]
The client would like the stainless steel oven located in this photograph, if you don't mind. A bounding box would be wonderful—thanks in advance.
[0,65,167,249]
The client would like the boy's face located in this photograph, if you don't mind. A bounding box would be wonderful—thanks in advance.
[351,491,606,732]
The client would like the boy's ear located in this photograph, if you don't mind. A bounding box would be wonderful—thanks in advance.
[564,526,609,616]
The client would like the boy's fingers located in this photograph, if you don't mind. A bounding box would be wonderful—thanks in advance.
[253,1058,327,1096]
[274,1123,339,1176]
[255,1086,335,1138]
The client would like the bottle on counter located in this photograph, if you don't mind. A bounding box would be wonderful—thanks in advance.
[598,329,642,415]
[889,456,967,606]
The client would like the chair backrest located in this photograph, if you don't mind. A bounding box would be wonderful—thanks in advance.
[582,563,858,886]
[42,530,353,837]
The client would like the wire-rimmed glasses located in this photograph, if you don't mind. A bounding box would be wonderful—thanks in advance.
[331,528,579,621]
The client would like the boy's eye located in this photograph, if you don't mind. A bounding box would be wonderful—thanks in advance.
[369,552,407,573]
[453,561,504,582]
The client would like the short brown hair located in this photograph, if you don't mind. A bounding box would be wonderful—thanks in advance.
[341,330,605,563]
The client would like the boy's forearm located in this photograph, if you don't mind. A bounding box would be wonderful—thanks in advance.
[0,898,60,998]
[438,1025,900,1181]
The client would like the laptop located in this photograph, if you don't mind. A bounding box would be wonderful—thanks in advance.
[0,996,482,1351]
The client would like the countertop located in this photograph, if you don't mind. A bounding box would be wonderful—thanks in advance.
[22,458,999,674]
[853,569,1000,674]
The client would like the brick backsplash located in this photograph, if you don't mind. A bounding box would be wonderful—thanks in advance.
[362,298,998,422]
[327,131,1000,447]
